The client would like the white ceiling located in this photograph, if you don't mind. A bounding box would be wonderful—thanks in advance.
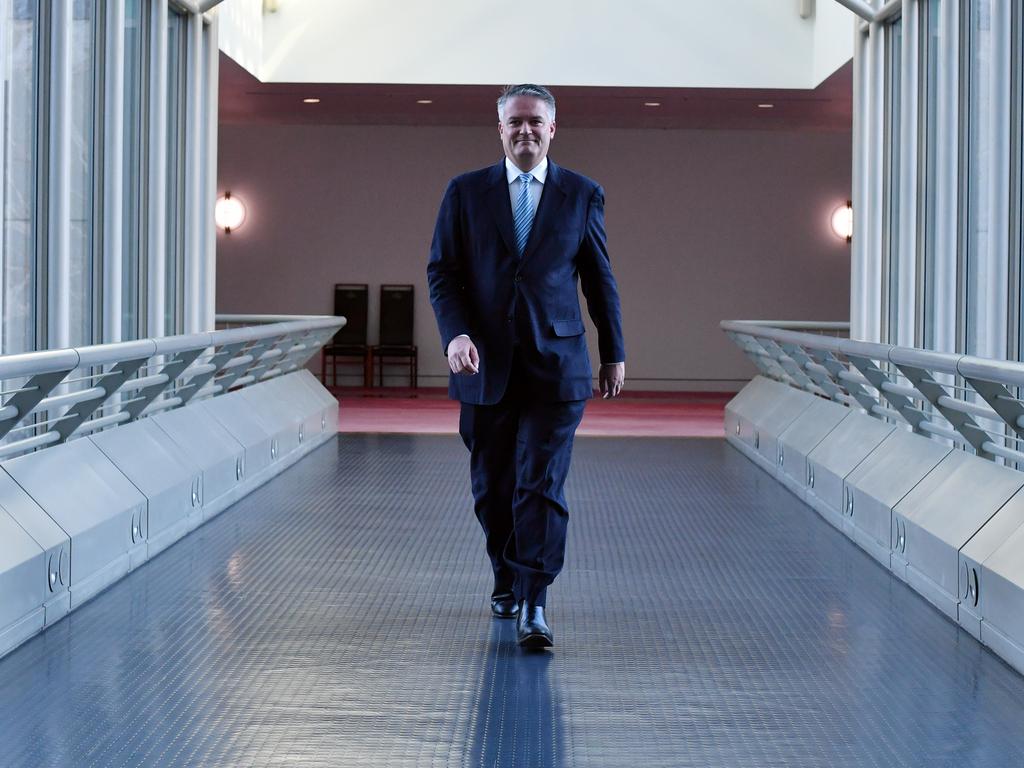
[217,0,854,90]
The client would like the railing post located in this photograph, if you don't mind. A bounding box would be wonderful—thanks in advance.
[757,339,821,394]
[812,350,881,414]
[779,343,846,401]
[53,354,152,442]
[120,347,208,420]
[844,354,928,432]
[178,341,250,405]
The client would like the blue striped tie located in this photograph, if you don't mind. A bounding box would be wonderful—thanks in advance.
[513,173,534,256]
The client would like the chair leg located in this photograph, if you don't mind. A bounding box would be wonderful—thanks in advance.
[320,350,326,385]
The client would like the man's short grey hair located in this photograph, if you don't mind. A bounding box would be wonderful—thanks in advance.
[497,84,556,122]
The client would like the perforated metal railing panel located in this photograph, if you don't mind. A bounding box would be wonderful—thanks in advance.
[2,435,1024,767]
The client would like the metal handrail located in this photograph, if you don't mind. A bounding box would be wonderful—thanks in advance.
[721,320,851,333]
[0,314,345,460]
[721,319,1024,464]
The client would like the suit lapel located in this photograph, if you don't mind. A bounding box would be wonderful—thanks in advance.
[521,160,567,264]
[484,161,518,257]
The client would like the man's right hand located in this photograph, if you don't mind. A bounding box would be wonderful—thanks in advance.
[448,336,480,375]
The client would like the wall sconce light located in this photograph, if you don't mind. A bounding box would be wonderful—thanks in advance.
[831,200,853,243]
[215,192,246,234]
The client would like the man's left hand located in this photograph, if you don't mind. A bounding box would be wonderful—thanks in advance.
[599,362,625,399]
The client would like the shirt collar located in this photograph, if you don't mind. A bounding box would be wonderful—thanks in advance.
[505,156,548,185]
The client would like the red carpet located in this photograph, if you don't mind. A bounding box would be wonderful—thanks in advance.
[333,387,729,438]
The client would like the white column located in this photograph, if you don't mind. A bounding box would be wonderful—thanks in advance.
[895,0,919,347]
[203,15,220,331]
[184,11,203,333]
[47,0,72,350]
[984,0,1011,359]
[147,1,168,337]
[0,0,8,338]
[864,21,886,343]
[851,25,871,340]
[930,0,959,353]
[102,0,125,343]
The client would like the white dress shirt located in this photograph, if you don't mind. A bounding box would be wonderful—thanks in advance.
[505,156,547,218]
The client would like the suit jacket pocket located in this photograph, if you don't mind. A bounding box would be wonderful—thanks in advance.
[551,319,585,337]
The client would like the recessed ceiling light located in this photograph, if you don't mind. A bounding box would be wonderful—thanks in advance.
[757,103,774,109]
[417,99,433,104]
[644,102,661,107]
[303,98,320,104]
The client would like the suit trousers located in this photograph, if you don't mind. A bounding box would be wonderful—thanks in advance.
[458,364,586,608]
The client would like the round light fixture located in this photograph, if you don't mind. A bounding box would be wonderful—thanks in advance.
[644,101,661,107]
[303,98,320,104]
[831,200,853,243]
[215,192,246,234]
[757,103,775,109]
[416,99,433,104]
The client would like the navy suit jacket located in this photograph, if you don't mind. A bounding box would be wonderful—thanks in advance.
[427,159,625,405]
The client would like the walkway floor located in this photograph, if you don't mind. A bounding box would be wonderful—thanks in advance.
[2,435,1024,767]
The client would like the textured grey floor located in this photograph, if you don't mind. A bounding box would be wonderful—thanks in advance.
[1,434,1024,767]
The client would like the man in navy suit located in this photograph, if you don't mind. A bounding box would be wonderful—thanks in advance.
[427,84,625,649]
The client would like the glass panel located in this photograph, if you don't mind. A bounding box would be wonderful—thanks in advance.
[69,0,98,347]
[964,0,993,356]
[165,9,186,336]
[919,1,941,349]
[1,0,39,354]
[122,0,144,340]
[882,19,902,345]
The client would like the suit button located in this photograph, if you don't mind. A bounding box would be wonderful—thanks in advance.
[514,273,523,283]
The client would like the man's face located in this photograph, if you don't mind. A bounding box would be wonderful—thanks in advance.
[499,95,556,172]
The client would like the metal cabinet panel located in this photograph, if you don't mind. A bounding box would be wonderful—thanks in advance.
[90,419,204,557]
[236,380,303,462]
[293,369,339,434]
[842,429,951,568]
[270,371,336,445]
[0,510,46,657]
[955,492,1024,638]
[776,398,849,499]
[806,412,895,531]
[893,452,1024,618]
[150,408,245,517]
[752,386,817,469]
[979,519,1024,671]
[0,472,70,625]
[2,439,147,607]
[293,368,333,403]
[197,390,276,482]
[726,377,787,455]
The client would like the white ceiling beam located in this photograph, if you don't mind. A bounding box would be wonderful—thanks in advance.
[832,0,902,23]
[831,0,875,21]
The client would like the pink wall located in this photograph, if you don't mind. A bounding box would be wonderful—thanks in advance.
[216,123,851,391]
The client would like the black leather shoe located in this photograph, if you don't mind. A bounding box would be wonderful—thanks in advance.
[490,591,520,619]
[516,602,553,649]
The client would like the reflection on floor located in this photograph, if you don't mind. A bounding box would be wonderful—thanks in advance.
[333,386,731,437]
[1,435,1023,767]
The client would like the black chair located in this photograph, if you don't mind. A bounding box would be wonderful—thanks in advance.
[372,284,418,388]
[321,284,371,387]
